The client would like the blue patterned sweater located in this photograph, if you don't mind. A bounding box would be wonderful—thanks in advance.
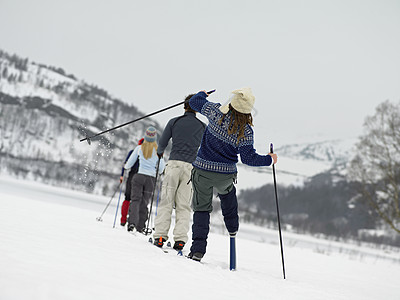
[189,91,272,174]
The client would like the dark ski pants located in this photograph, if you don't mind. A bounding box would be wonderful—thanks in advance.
[128,173,155,231]
[124,168,135,201]
[190,167,239,255]
[121,169,135,224]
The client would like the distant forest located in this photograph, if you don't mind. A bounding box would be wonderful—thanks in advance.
[235,171,400,247]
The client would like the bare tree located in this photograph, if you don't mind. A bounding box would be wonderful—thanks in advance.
[349,100,400,233]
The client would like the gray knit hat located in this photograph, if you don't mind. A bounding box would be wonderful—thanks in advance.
[144,126,157,142]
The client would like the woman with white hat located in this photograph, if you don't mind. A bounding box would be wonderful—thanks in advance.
[187,88,278,261]
[124,126,165,233]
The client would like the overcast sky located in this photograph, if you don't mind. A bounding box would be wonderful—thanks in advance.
[1,0,400,149]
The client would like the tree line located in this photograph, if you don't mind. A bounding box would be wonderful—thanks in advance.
[238,99,400,247]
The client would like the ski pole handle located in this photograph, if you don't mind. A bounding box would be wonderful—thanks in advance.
[270,143,274,153]
[207,89,216,95]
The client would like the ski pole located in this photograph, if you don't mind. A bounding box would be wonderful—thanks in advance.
[96,182,122,222]
[80,90,216,144]
[155,183,161,217]
[270,143,286,279]
[112,183,123,228]
[144,157,161,235]
[229,233,237,271]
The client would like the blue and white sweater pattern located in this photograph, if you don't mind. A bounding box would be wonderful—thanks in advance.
[201,101,254,148]
[190,92,272,174]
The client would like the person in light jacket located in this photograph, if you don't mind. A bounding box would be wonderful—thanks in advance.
[119,138,144,226]
[124,127,165,233]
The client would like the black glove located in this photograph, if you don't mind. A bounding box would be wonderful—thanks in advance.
[157,153,163,159]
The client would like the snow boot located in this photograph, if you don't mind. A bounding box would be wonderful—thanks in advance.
[173,241,185,251]
[127,224,135,232]
[188,252,204,262]
[154,237,166,248]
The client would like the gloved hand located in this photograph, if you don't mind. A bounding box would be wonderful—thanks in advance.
[157,152,163,159]
[119,176,123,183]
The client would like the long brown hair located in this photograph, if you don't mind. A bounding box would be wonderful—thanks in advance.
[141,140,158,159]
[220,104,253,144]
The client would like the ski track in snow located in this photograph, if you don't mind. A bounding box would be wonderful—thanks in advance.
[0,176,399,300]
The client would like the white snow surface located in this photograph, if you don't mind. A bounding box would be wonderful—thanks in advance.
[1,175,399,300]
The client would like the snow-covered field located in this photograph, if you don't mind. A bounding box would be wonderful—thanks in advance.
[0,176,399,300]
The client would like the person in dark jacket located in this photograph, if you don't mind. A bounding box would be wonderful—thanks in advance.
[187,88,278,261]
[120,138,144,226]
[153,94,206,250]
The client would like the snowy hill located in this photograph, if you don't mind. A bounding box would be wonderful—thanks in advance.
[1,176,399,300]
[0,49,161,194]
[236,137,358,189]
[0,49,359,196]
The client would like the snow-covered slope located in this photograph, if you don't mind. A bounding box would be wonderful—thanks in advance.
[236,137,358,190]
[0,49,360,195]
[0,176,399,300]
[0,50,161,194]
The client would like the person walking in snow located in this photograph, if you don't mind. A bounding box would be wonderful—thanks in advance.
[119,138,144,226]
[124,127,165,233]
[153,94,206,250]
[187,88,278,262]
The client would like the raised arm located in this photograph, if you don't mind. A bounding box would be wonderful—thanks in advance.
[188,91,209,113]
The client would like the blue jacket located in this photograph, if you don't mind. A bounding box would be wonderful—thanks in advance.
[189,91,272,174]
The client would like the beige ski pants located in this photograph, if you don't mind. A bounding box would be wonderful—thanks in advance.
[154,160,193,243]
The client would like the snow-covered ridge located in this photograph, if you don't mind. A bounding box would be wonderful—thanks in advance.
[0,50,121,123]
[236,137,358,189]
[276,138,357,163]
[0,49,360,194]
[0,49,160,194]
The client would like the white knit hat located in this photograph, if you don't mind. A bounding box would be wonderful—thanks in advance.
[219,87,255,114]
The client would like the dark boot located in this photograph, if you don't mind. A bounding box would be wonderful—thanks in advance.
[187,252,204,262]
[127,224,135,232]
[154,237,166,248]
[173,241,185,251]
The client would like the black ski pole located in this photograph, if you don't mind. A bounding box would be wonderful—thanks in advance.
[229,233,237,271]
[144,157,161,235]
[270,143,286,279]
[112,183,124,228]
[80,90,216,144]
[96,182,122,222]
